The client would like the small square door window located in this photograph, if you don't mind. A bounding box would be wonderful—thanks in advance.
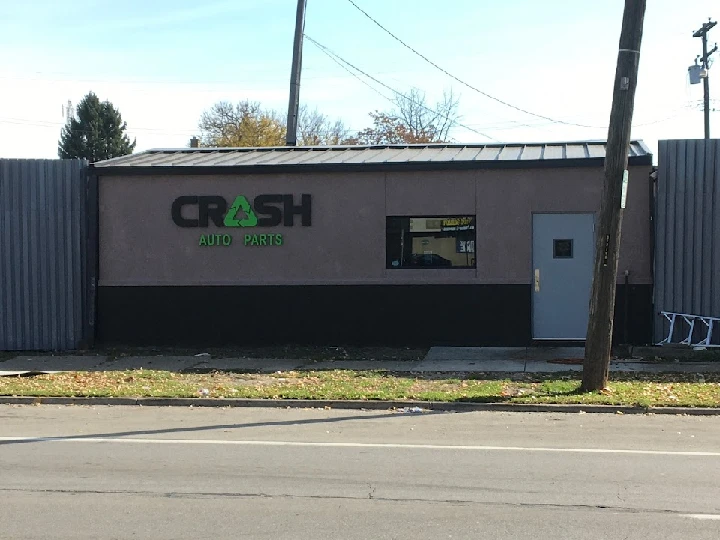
[553,239,573,259]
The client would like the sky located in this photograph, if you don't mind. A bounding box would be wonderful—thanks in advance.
[0,0,717,161]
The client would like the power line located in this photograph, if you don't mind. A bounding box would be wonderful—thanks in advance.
[346,0,698,133]
[0,117,199,136]
[346,0,608,130]
[1,102,687,143]
[0,116,365,139]
[0,69,425,87]
[304,35,496,141]
[632,109,690,127]
[307,35,495,141]
[306,36,396,105]
[309,38,530,134]
[307,34,685,137]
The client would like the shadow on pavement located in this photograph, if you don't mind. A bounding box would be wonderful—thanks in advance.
[0,410,449,446]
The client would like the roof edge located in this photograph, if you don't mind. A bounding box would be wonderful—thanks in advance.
[90,140,652,170]
[105,139,647,155]
[92,155,654,176]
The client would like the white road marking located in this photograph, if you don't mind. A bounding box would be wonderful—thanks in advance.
[1,436,720,456]
[682,514,720,520]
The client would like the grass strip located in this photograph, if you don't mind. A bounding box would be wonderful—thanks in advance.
[1,370,719,408]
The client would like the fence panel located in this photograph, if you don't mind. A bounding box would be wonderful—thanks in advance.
[0,159,90,350]
[655,140,720,344]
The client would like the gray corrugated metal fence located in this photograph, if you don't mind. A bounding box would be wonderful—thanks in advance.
[0,159,91,350]
[655,139,720,342]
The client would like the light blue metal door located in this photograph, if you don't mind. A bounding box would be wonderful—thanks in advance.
[532,213,595,340]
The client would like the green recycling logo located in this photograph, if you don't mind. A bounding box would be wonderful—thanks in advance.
[223,196,258,228]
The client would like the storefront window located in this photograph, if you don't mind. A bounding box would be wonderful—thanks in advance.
[386,216,476,269]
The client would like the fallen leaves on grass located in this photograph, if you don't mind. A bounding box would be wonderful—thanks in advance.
[0,370,719,407]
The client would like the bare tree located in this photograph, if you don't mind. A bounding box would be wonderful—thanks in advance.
[296,106,350,145]
[353,88,461,145]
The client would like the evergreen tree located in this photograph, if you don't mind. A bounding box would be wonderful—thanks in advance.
[58,92,136,162]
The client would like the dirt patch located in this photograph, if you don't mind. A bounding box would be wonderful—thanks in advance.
[4,345,429,362]
[546,358,584,365]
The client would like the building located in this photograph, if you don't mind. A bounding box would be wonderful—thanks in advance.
[91,142,654,346]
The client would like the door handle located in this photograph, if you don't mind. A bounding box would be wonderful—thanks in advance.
[534,269,540,292]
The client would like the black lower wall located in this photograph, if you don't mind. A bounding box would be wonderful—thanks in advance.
[613,284,654,346]
[97,284,653,347]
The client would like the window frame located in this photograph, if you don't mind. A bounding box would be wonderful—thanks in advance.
[385,214,477,270]
[553,238,574,259]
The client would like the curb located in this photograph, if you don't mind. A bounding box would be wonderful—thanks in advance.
[1,396,719,415]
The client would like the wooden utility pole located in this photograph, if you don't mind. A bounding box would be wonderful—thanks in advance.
[693,20,717,139]
[582,0,647,392]
[286,0,307,146]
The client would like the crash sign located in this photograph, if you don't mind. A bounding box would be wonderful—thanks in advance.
[171,194,311,247]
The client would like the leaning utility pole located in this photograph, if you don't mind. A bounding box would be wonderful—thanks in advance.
[693,19,717,139]
[286,0,307,146]
[582,0,646,392]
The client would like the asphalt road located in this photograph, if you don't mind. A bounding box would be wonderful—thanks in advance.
[1,406,719,539]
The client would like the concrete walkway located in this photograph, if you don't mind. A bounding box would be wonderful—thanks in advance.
[1,347,718,376]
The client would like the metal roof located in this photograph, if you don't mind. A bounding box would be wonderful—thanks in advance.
[92,141,653,172]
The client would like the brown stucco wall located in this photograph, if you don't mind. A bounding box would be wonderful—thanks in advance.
[99,165,652,286]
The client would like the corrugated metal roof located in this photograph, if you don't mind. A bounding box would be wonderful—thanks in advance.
[93,141,652,169]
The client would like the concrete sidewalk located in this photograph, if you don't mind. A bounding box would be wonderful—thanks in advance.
[1,347,719,376]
